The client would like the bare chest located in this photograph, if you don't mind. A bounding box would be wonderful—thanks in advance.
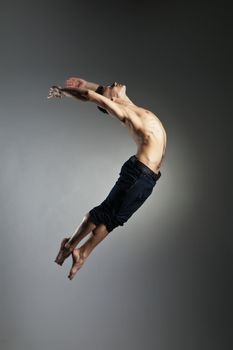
[125,111,165,145]
[126,108,166,167]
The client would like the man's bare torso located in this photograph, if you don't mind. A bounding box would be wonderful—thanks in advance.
[120,103,167,174]
[48,80,167,175]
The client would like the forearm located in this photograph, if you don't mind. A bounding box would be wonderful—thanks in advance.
[61,87,90,101]
[84,81,100,91]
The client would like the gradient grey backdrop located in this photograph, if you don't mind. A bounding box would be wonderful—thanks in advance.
[0,1,231,349]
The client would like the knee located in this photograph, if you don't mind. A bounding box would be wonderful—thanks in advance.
[84,212,94,224]
[78,213,97,231]
[92,223,109,237]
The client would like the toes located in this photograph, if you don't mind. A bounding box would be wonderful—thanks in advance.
[55,249,71,265]
[68,262,82,280]
[54,252,66,265]
[54,238,71,265]
[68,250,84,280]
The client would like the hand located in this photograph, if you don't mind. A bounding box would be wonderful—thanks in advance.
[47,85,63,99]
[65,77,87,89]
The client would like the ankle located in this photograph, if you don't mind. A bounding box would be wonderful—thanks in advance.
[64,242,74,253]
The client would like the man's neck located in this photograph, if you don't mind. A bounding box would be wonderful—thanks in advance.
[116,95,135,106]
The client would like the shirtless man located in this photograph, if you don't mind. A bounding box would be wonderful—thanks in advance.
[47,77,167,280]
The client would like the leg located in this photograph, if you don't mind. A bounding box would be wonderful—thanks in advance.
[54,212,97,266]
[68,223,109,280]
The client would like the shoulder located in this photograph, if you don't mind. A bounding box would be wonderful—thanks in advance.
[135,108,162,126]
[133,106,155,118]
[126,107,158,127]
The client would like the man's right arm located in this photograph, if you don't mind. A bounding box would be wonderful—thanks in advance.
[85,81,100,91]
[61,87,128,123]
[65,77,100,92]
[49,86,126,121]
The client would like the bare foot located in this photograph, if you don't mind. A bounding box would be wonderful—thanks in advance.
[54,237,72,266]
[68,248,86,280]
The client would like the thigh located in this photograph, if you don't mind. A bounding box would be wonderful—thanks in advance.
[89,172,154,232]
[113,174,153,223]
[104,166,144,209]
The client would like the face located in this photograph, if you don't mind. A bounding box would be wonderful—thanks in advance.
[103,82,126,99]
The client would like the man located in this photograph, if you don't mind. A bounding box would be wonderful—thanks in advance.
[47,77,167,280]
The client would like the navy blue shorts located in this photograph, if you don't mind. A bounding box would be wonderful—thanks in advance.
[89,155,161,233]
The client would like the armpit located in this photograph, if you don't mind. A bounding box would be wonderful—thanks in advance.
[126,112,144,131]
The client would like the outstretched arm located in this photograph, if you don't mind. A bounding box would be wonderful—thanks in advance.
[47,86,89,101]
[87,90,127,122]
[47,86,128,123]
[65,77,100,92]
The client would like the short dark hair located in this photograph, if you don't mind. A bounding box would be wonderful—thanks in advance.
[95,85,109,114]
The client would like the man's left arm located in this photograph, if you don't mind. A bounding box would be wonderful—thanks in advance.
[47,86,90,101]
[48,86,129,124]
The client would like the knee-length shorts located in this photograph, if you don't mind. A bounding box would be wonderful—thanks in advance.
[89,155,161,233]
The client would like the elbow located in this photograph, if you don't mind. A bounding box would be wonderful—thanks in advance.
[83,89,91,101]
[87,89,95,101]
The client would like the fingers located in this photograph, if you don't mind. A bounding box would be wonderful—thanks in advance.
[47,86,62,99]
[65,77,77,88]
[65,77,86,88]
[47,87,54,98]
[65,81,73,88]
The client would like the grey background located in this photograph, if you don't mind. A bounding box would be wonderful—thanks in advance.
[0,1,231,349]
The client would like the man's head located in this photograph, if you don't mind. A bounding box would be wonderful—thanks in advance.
[95,82,127,114]
[104,82,127,99]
